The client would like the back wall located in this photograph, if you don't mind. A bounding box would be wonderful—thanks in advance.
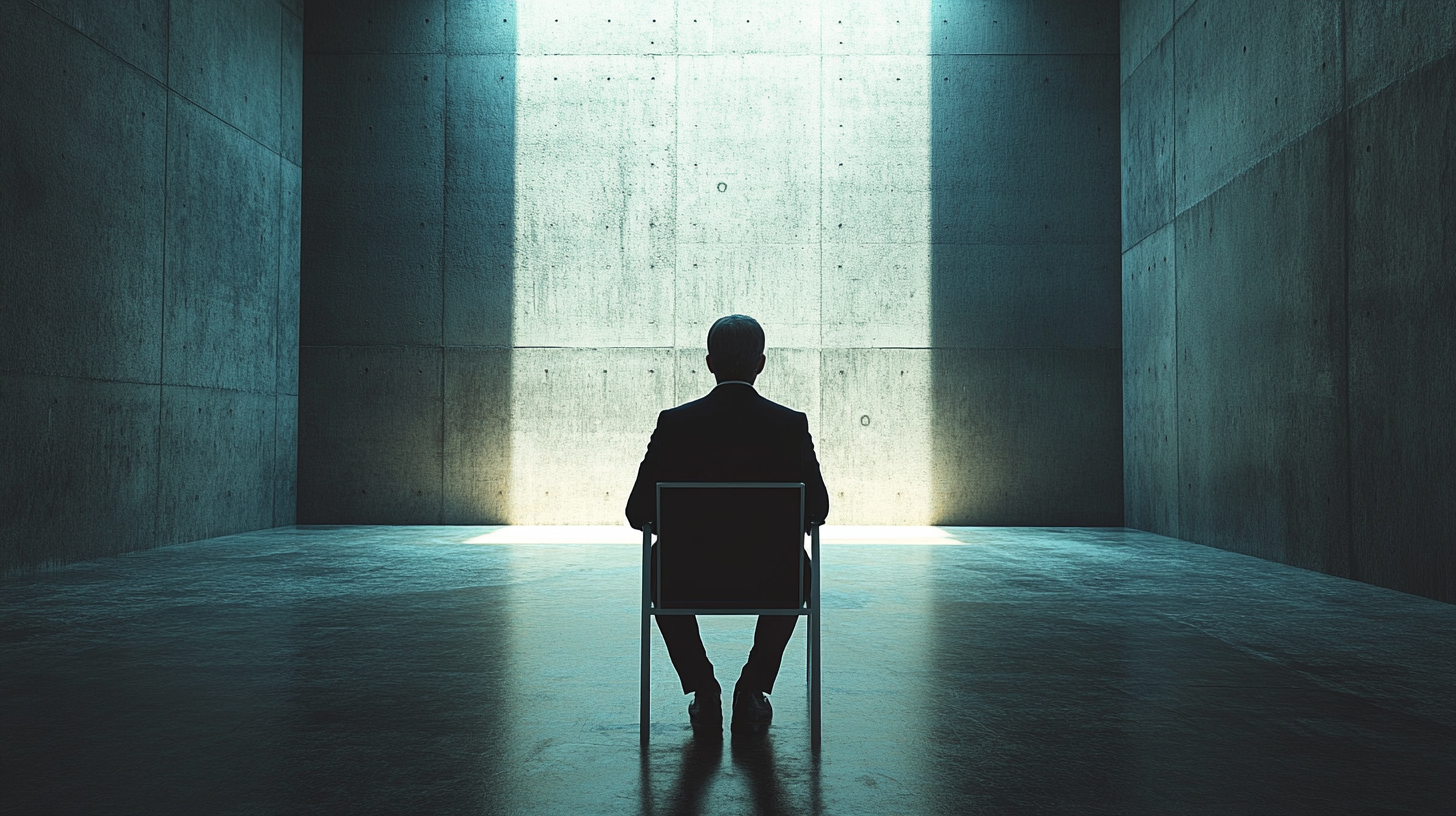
[300,0,1121,525]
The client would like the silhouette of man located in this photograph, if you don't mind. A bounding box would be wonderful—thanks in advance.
[627,315,829,734]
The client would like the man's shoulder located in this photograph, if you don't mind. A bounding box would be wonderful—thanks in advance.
[666,388,807,427]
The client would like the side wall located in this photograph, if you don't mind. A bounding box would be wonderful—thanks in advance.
[300,0,1122,526]
[1121,0,1456,602]
[0,0,302,574]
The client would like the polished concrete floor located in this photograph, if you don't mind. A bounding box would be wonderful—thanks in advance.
[2,525,1454,815]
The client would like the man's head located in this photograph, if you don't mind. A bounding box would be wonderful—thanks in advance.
[706,314,766,384]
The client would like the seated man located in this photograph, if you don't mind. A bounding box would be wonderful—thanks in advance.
[626,314,830,735]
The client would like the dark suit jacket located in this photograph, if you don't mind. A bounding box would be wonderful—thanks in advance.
[626,383,829,531]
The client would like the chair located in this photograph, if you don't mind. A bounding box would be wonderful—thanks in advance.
[640,482,821,749]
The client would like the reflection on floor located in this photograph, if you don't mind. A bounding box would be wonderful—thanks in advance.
[2,526,1454,815]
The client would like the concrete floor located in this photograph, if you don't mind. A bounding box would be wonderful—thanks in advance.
[2,526,1453,815]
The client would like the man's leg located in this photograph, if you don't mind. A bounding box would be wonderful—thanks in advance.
[655,615,721,695]
[737,615,797,694]
[737,553,813,694]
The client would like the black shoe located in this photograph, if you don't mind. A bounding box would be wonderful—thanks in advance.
[731,685,773,735]
[689,691,722,732]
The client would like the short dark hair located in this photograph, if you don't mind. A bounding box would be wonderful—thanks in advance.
[706,314,765,380]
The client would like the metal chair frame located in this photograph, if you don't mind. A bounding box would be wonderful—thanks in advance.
[640,482,821,749]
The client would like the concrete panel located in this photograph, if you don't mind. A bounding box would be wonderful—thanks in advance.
[1173,0,1341,212]
[160,386,276,546]
[297,346,443,523]
[301,53,444,346]
[823,55,931,246]
[0,374,159,575]
[672,346,822,436]
[274,393,298,526]
[929,0,1119,56]
[30,0,167,82]
[169,0,282,151]
[442,348,511,524]
[279,159,301,395]
[511,55,674,347]
[1347,0,1456,105]
[1120,0,1173,83]
[304,0,444,55]
[281,6,303,165]
[930,241,1120,349]
[1122,223,1178,536]
[1348,54,1456,603]
[679,1,820,55]
[678,56,820,245]
[823,0,932,56]
[1121,31,1174,250]
[930,54,1119,245]
[444,54,514,347]
[931,348,1123,525]
[1176,121,1348,576]
[0,4,165,383]
[674,244,821,349]
[819,348,934,524]
[280,0,302,19]
[823,243,930,348]
[164,96,281,393]
[444,0,516,55]
[514,1,675,56]
[505,348,673,524]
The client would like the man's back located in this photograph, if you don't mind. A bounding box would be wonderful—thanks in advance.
[625,383,829,530]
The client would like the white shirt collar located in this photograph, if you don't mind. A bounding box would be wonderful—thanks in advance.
[714,380,755,389]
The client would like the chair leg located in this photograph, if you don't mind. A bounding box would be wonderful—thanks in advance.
[641,610,650,744]
[810,607,821,750]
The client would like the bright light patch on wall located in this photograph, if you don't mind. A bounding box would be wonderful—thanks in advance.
[504,2,934,524]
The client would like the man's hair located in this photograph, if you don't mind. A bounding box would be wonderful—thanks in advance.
[706,314,765,380]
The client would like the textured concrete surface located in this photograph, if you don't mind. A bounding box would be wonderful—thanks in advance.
[164,95,280,393]
[1176,120,1348,577]
[1347,52,1456,602]
[3,525,1454,814]
[300,52,445,348]
[1172,0,1342,213]
[443,52,515,348]
[1,1,302,574]
[302,1,1121,526]
[1121,224,1177,537]
[159,386,277,546]
[29,0,167,82]
[1119,0,1172,84]
[1345,0,1456,105]
[1121,0,1456,602]
[0,5,166,384]
[931,349,1123,526]
[1120,30,1172,251]
[278,159,302,396]
[0,375,159,575]
[298,346,444,524]
[168,0,282,152]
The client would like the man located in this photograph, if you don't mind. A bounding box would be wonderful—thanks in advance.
[626,314,830,735]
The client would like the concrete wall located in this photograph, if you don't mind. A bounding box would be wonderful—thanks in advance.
[0,0,302,574]
[1121,0,1456,602]
[301,0,1121,525]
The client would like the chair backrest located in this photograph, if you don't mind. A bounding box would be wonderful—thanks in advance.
[655,482,805,610]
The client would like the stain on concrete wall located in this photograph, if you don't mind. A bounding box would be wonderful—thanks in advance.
[0,0,303,574]
[301,0,1121,526]
[1121,0,1456,603]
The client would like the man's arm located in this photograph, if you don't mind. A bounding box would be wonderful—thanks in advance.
[625,412,669,530]
[799,413,829,528]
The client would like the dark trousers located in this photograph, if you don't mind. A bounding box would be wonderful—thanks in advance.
[657,613,797,696]
[651,546,812,696]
